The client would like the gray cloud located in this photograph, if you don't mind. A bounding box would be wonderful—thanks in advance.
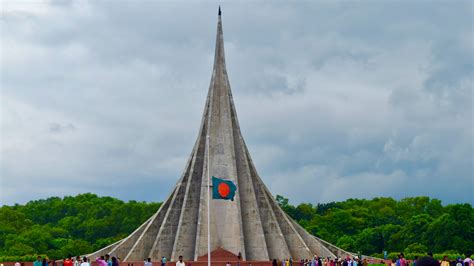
[1,1,472,206]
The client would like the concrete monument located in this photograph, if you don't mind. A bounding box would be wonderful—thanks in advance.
[87,8,354,262]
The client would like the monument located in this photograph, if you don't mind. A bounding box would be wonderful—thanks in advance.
[87,8,354,262]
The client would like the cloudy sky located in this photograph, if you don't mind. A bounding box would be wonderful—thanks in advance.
[1,1,473,206]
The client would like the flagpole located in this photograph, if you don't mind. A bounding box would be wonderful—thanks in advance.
[206,134,211,266]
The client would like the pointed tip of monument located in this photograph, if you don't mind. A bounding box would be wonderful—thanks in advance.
[218,6,222,16]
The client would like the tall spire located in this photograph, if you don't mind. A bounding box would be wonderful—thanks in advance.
[85,10,356,262]
[218,6,221,16]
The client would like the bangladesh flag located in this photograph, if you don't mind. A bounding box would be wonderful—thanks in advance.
[212,176,237,201]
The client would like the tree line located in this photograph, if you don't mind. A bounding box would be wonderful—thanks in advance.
[0,193,160,259]
[0,193,472,260]
[275,195,473,257]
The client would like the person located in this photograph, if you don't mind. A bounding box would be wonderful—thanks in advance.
[400,254,407,266]
[111,257,119,266]
[416,257,439,266]
[65,256,73,266]
[391,259,397,266]
[176,256,185,266]
[74,257,80,266]
[15,262,21,266]
[362,259,368,266]
[449,259,456,266]
[414,256,419,266]
[441,256,450,266]
[34,257,43,266]
[105,255,112,266]
[273,260,278,266]
[145,258,152,266]
[96,256,107,266]
[43,258,49,266]
[342,258,348,266]
[226,262,231,266]
[81,258,90,266]
[463,257,472,266]
[161,257,167,266]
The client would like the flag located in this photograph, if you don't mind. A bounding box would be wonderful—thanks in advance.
[212,176,237,201]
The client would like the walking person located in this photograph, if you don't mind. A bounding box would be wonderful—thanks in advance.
[176,256,185,266]
[145,258,152,266]
[97,256,108,266]
[105,255,112,266]
[34,256,43,266]
[111,257,119,266]
[65,256,73,266]
[400,254,407,266]
[80,257,90,266]
[441,256,450,266]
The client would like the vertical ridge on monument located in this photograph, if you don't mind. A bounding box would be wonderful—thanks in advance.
[86,8,354,262]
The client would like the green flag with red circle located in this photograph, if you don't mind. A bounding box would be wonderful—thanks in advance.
[212,176,237,201]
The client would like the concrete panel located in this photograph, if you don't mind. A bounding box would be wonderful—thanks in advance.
[313,236,355,258]
[194,150,220,259]
[149,164,191,260]
[86,239,123,260]
[229,88,269,261]
[262,183,313,260]
[172,116,208,260]
[248,160,291,261]
[123,184,177,261]
[107,215,154,259]
[288,218,335,258]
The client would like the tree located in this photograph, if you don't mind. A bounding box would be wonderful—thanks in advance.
[0,194,471,258]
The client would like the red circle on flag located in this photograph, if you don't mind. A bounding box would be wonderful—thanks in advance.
[218,182,231,197]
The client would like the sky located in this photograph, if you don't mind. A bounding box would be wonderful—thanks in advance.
[1,1,473,206]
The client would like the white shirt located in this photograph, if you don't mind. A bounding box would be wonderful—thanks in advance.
[176,261,185,266]
[145,262,152,266]
[81,263,90,266]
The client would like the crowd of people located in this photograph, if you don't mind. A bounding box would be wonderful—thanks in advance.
[270,253,474,266]
[22,253,474,266]
[387,253,474,266]
[29,254,117,266]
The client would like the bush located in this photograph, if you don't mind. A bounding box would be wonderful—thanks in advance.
[0,254,48,262]
[404,244,428,253]
[381,253,467,260]
[432,253,465,260]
